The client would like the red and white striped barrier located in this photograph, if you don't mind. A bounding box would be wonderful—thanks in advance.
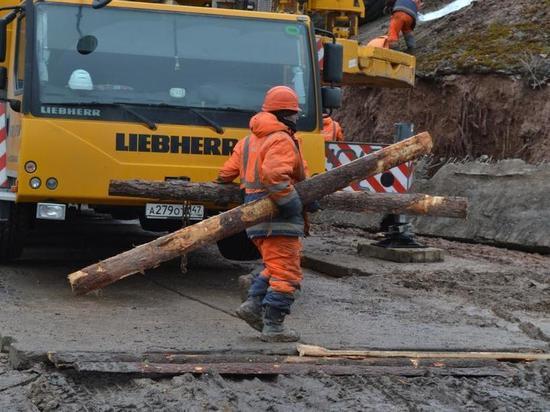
[0,103,7,188]
[325,142,413,193]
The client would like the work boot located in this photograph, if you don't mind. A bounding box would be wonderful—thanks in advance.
[238,273,255,302]
[236,296,264,331]
[260,306,300,342]
[404,32,416,55]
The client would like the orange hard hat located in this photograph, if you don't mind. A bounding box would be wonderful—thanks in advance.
[262,86,300,112]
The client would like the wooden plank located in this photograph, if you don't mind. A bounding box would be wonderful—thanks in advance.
[73,361,513,377]
[297,344,550,361]
[68,132,433,295]
[48,351,501,369]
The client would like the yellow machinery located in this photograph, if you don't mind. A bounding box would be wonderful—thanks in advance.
[167,0,415,87]
[0,0,414,261]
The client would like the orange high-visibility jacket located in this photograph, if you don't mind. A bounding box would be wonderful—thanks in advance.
[218,112,308,237]
[322,116,344,142]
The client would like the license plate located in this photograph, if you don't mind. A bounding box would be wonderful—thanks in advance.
[145,203,204,220]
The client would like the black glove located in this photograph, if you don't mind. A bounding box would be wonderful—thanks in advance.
[277,195,303,218]
[305,200,321,213]
[213,177,231,184]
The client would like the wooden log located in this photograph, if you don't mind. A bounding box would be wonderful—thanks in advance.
[297,344,550,361]
[318,192,467,218]
[109,180,243,205]
[73,361,512,377]
[68,132,432,295]
[109,180,467,218]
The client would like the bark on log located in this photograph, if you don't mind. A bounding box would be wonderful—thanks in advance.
[68,132,433,295]
[109,180,244,206]
[319,192,467,218]
[109,180,467,218]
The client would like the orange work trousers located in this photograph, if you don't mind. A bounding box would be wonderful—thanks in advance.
[252,236,302,295]
[388,11,415,44]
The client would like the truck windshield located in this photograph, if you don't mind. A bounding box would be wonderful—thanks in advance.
[33,4,316,130]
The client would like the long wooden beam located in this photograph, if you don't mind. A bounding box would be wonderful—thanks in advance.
[68,132,432,295]
[109,180,467,218]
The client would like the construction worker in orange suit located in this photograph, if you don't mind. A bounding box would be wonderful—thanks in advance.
[321,113,344,142]
[385,0,424,54]
[216,86,319,342]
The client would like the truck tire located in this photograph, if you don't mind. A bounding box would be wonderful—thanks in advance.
[217,231,261,261]
[0,202,33,262]
[361,0,386,24]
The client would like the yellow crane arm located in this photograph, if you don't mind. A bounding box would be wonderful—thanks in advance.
[329,37,416,88]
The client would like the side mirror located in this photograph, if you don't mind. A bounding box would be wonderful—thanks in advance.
[0,20,7,63]
[321,86,342,110]
[0,67,6,91]
[0,10,19,63]
[322,43,343,84]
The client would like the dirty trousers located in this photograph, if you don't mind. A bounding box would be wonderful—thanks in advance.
[388,11,415,44]
[248,236,303,313]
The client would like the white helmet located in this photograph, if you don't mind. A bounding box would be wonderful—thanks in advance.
[68,69,93,90]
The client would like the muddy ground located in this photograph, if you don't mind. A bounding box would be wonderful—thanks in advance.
[1,352,549,411]
[0,214,548,410]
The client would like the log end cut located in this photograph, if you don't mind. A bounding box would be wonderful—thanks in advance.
[68,270,89,293]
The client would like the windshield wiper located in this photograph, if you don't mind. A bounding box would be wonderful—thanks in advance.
[187,108,224,135]
[133,103,225,135]
[214,107,257,114]
[113,102,157,130]
[42,102,157,130]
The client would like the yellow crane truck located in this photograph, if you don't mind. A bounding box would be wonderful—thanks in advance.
[0,0,414,261]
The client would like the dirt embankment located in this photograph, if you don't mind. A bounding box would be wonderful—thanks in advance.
[337,75,550,162]
[341,0,550,162]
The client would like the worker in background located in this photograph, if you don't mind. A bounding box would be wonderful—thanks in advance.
[322,113,344,142]
[217,86,318,342]
[385,0,424,54]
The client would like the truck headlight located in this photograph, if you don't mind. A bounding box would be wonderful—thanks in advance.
[36,203,66,220]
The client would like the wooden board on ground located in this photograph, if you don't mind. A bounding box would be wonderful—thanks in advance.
[73,361,513,377]
[297,344,550,361]
[47,351,513,377]
[48,351,504,369]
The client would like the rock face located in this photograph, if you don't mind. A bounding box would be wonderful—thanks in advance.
[411,159,550,252]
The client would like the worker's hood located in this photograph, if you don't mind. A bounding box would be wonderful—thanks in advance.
[322,115,333,128]
[249,112,289,138]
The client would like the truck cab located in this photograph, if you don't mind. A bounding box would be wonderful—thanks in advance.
[0,0,341,260]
